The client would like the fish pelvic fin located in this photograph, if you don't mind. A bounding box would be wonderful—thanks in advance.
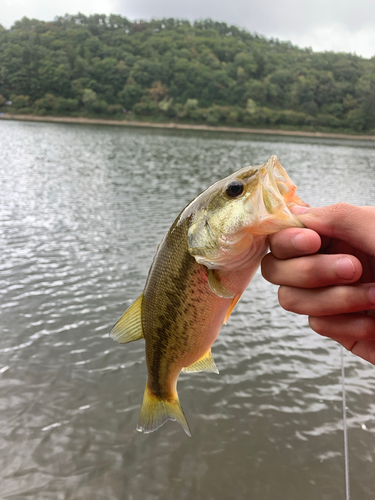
[182,349,219,374]
[207,269,235,299]
[110,293,144,344]
[137,384,191,437]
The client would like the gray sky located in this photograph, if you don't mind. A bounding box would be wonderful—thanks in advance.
[2,0,375,58]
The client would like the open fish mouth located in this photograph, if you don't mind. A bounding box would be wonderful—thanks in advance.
[266,155,308,210]
[245,155,309,235]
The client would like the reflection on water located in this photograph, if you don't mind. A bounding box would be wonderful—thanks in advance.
[1,120,375,499]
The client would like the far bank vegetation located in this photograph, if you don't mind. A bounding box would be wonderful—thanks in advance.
[1,14,375,134]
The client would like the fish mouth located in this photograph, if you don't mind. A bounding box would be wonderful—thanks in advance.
[246,155,309,234]
[266,155,309,210]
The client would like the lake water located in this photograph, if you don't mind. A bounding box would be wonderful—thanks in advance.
[1,120,375,500]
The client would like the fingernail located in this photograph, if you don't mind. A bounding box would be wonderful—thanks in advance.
[336,258,356,280]
[369,287,375,304]
[293,233,311,252]
[290,205,310,215]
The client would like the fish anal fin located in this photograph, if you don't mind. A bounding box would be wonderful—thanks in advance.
[223,294,241,325]
[110,293,144,344]
[137,384,191,437]
[208,269,235,299]
[182,349,219,374]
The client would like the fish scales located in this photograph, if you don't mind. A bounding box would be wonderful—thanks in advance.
[110,155,308,436]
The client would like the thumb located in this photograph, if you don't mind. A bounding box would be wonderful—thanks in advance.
[291,203,375,256]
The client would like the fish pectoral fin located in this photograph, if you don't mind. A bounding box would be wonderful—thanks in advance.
[110,293,144,344]
[223,294,242,325]
[207,269,235,299]
[182,349,219,374]
[137,384,191,437]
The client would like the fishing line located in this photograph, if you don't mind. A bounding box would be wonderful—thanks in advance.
[341,345,350,500]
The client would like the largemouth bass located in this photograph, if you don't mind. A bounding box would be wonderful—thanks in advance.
[110,155,308,436]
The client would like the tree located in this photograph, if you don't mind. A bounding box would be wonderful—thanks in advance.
[10,94,30,109]
[118,77,144,110]
[149,81,169,101]
[34,93,59,113]
[355,74,375,130]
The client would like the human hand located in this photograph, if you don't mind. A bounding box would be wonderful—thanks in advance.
[261,203,375,364]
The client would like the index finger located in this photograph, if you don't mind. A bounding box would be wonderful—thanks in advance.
[268,227,321,260]
[292,204,375,256]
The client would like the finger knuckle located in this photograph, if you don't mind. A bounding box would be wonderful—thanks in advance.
[358,316,375,340]
[320,203,356,239]
[278,286,299,312]
[335,286,353,310]
[300,258,319,283]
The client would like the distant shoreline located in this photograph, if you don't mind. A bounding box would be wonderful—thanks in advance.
[1,113,375,141]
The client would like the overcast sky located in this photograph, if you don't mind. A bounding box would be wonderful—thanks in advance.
[2,0,375,59]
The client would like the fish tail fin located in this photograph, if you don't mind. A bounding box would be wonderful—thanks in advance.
[136,384,191,437]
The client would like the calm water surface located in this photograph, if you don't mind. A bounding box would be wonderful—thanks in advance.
[1,120,375,500]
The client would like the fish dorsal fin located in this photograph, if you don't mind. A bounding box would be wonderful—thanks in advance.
[207,269,235,299]
[110,293,144,344]
[223,294,242,325]
[182,349,219,374]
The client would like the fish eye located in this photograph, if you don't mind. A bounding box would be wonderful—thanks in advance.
[225,181,244,198]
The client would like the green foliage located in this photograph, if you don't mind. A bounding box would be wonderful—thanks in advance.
[10,94,30,109]
[118,77,144,110]
[0,14,374,132]
[206,106,221,125]
[82,88,97,107]
[57,97,79,112]
[273,110,310,127]
[133,97,158,116]
[34,93,59,112]
[149,81,169,101]
[246,98,257,114]
[158,97,173,112]
[107,103,123,115]
[185,98,198,110]
[315,113,342,128]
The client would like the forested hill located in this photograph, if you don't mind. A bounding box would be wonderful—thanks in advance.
[1,14,375,133]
